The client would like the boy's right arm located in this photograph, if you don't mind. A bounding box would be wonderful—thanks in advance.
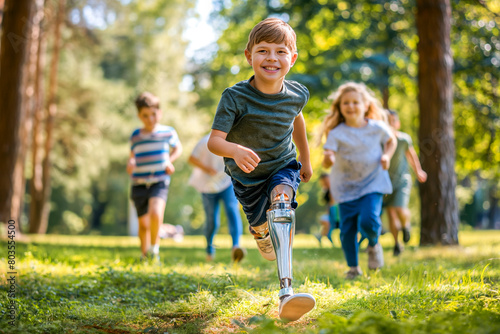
[207,129,261,174]
[126,151,135,175]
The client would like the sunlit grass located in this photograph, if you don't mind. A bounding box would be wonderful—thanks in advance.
[0,230,499,333]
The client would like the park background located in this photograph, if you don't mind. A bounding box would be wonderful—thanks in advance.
[1,0,499,239]
[0,0,499,333]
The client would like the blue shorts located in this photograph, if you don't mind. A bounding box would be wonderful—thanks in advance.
[231,160,302,227]
[130,181,169,217]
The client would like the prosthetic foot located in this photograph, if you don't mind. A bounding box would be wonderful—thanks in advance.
[279,294,316,322]
[267,185,316,322]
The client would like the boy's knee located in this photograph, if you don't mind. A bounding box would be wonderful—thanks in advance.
[270,184,293,204]
[149,211,162,222]
[138,219,150,229]
[397,207,410,218]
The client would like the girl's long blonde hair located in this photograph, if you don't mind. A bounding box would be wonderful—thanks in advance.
[319,82,387,144]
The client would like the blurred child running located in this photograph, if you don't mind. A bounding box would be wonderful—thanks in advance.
[127,92,182,262]
[321,82,396,279]
[188,134,246,263]
[385,109,427,256]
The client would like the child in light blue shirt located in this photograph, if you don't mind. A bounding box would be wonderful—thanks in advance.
[321,82,396,279]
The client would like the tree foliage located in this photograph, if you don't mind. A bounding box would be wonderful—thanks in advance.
[191,0,499,232]
[27,0,209,234]
[5,0,498,235]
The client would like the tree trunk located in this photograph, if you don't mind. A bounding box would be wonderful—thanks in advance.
[416,0,459,245]
[0,0,34,225]
[29,0,65,234]
[29,1,47,233]
[9,0,46,235]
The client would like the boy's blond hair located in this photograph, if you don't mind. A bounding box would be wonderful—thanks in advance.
[246,18,297,53]
[135,92,160,112]
[320,82,387,143]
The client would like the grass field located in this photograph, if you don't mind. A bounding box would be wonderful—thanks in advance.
[1,230,499,333]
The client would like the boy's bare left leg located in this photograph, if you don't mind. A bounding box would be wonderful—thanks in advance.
[267,185,315,322]
[395,207,411,243]
[138,215,151,257]
[148,197,166,258]
[387,207,400,241]
[387,207,403,256]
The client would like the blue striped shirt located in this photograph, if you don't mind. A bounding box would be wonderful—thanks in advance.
[130,125,180,185]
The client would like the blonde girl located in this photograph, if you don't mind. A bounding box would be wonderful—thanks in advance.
[321,82,396,279]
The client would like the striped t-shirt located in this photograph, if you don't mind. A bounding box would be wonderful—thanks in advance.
[130,125,180,185]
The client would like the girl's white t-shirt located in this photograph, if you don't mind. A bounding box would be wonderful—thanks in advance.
[324,119,393,203]
[188,135,232,194]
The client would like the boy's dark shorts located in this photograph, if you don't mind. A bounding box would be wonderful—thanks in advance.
[131,180,169,217]
[231,160,302,227]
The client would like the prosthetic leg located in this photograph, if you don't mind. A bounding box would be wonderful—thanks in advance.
[267,185,315,322]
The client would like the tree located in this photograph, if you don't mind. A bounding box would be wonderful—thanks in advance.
[0,0,35,226]
[29,0,65,234]
[416,0,459,245]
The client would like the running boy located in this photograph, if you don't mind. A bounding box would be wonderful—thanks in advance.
[207,18,315,321]
[385,110,427,256]
[127,92,182,262]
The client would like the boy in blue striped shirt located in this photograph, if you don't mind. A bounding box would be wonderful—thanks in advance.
[127,92,182,262]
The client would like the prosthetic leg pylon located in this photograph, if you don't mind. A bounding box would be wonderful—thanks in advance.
[267,185,315,322]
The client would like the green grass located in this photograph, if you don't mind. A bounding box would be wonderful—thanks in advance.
[1,230,499,333]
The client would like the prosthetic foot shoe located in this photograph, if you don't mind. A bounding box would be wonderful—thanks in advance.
[279,293,316,322]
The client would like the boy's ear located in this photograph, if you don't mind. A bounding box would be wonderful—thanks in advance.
[244,49,252,65]
[291,52,298,66]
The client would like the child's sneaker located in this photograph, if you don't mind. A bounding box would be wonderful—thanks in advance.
[249,225,276,261]
[150,253,161,264]
[367,243,384,270]
[402,227,411,244]
[393,242,403,256]
[254,234,276,261]
[231,246,246,263]
[345,267,363,280]
[278,293,316,322]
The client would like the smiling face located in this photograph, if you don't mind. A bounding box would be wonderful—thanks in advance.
[244,41,297,93]
[339,90,368,127]
[138,107,161,132]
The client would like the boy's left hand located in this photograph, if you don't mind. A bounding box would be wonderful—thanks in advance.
[165,161,175,175]
[299,158,313,182]
[381,154,390,170]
